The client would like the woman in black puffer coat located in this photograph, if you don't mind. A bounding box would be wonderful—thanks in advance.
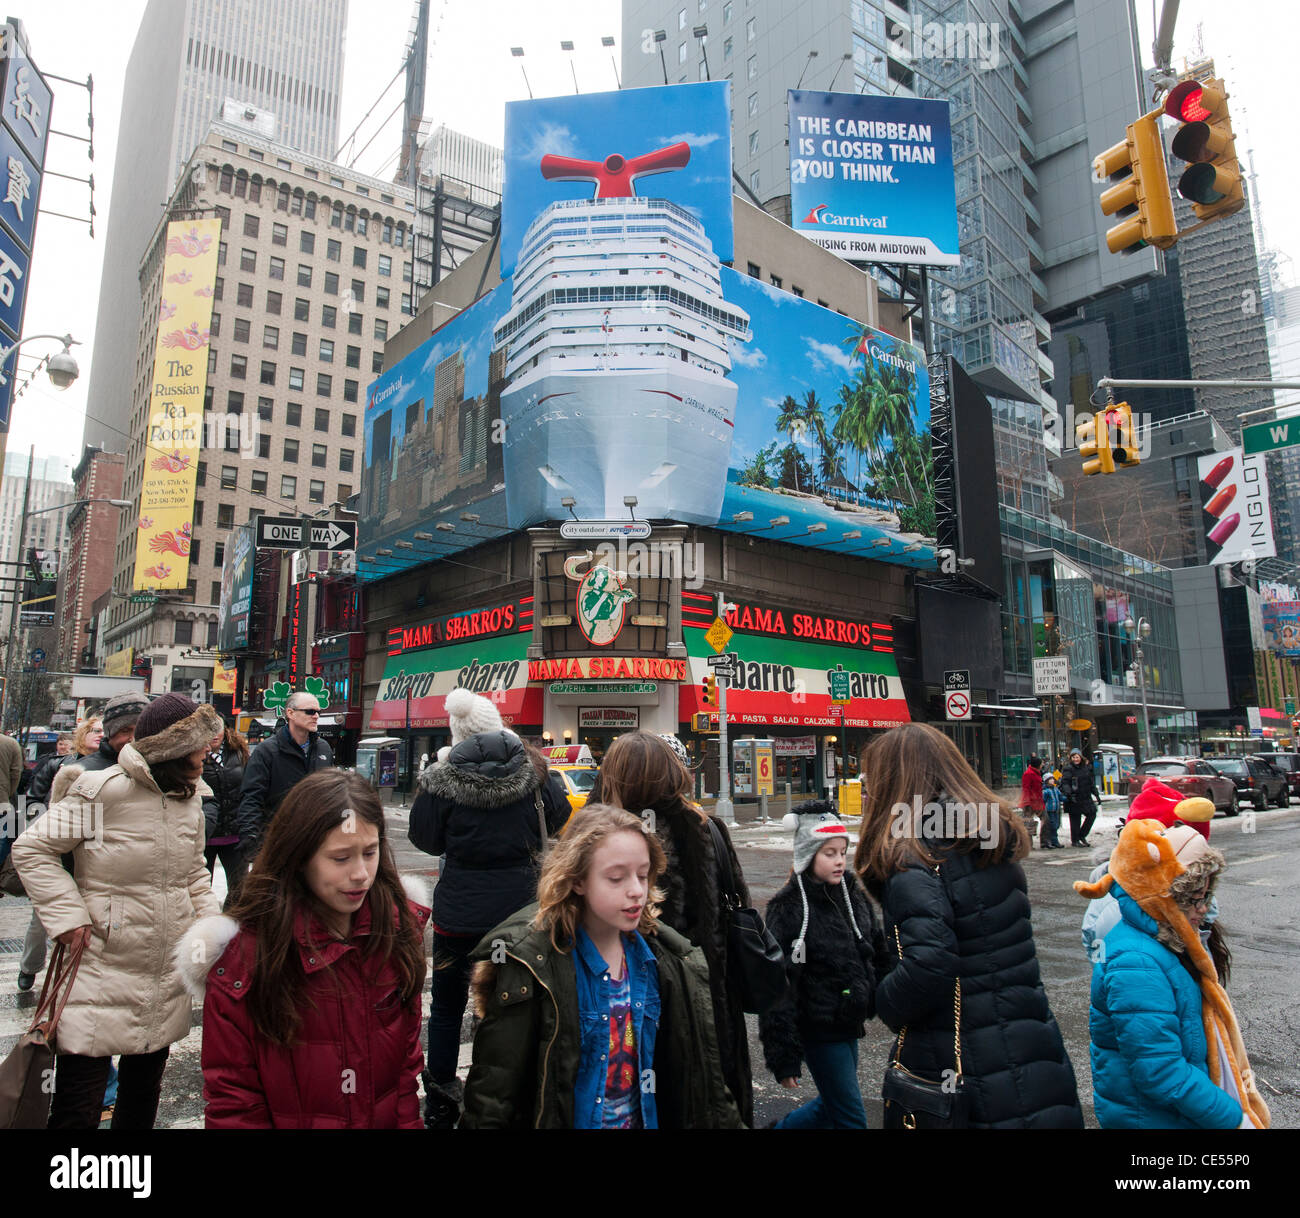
[407,690,568,1128]
[202,725,248,904]
[856,723,1083,1129]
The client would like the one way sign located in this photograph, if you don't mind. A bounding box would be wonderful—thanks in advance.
[256,515,358,552]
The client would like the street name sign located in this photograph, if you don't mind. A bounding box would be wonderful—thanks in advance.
[256,516,357,551]
[1243,417,1300,456]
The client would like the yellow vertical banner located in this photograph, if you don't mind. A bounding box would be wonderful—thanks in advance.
[212,663,237,696]
[133,218,222,590]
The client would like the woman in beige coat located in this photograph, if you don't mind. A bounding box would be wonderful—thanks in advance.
[13,694,224,1129]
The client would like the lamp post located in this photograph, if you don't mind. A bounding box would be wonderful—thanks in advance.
[1124,615,1154,760]
[1,483,131,728]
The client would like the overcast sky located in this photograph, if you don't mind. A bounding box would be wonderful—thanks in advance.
[8,0,1296,468]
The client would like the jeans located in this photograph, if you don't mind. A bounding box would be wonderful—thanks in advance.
[48,1048,170,1130]
[205,841,245,907]
[20,908,46,976]
[774,1039,868,1130]
[426,932,477,1085]
[1039,808,1062,848]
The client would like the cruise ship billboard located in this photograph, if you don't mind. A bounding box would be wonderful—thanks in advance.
[789,91,959,267]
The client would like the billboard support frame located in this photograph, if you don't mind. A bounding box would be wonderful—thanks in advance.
[857,261,932,356]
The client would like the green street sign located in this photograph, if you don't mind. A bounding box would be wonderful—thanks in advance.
[829,665,851,704]
[1243,417,1300,455]
[129,594,158,604]
[1287,699,1296,716]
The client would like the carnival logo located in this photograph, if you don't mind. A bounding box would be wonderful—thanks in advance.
[563,550,637,647]
[802,203,828,224]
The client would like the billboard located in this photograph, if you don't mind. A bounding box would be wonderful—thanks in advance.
[360,85,935,577]
[1197,448,1275,567]
[788,91,959,267]
[1261,602,1300,657]
[133,218,221,590]
[217,522,255,651]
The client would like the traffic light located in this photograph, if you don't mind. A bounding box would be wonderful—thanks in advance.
[1076,410,1115,476]
[1103,401,1141,468]
[701,674,718,707]
[1164,77,1242,223]
[1093,111,1176,255]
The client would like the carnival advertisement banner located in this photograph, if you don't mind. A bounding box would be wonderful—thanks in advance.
[132,218,221,590]
[1197,447,1275,567]
[1261,601,1300,657]
[788,91,959,266]
[218,522,256,651]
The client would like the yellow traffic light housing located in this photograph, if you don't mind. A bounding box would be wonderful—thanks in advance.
[1103,402,1141,468]
[1165,77,1243,223]
[1093,111,1176,255]
[702,674,718,707]
[1077,410,1115,476]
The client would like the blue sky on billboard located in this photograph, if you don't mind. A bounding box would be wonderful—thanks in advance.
[788,91,959,267]
[500,81,734,278]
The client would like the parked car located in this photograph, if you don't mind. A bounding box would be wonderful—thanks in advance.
[1259,751,1300,800]
[1206,755,1288,810]
[1127,758,1238,816]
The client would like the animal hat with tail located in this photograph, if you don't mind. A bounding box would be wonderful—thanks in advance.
[1074,818,1269,1128]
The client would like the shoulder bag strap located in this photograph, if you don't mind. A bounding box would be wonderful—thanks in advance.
[889,869,963,1078]
[534,788,547,849]
[30,937,85,1039]
[705,815,738,909]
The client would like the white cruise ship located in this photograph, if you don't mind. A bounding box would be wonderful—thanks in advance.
[493,192,751,526]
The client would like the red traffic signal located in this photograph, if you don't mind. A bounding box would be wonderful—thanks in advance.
[1164,78,1242,219]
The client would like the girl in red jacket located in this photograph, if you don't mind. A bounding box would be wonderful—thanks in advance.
[177,770,430,1128]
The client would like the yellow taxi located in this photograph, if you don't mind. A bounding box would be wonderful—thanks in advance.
[542,745,599,824]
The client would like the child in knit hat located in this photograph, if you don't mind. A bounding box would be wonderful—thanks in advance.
[758,801,888,1129]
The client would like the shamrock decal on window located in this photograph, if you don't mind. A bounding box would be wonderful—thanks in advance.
[263,681,292,717]
[303,675,331,710]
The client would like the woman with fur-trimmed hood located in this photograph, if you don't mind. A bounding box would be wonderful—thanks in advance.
[407,688,568,1127]
[1075,818,1270,1129]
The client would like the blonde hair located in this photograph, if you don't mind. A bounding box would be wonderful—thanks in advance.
[533,804,666,951]
[73,717,103,757]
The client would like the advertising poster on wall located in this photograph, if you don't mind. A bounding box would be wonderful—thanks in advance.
[1261,601,1300,657]
[1197,447,1275,566]
[788,91,959,266]
[133,218,221,590]
[359,83,936,579]
[217,523,256,651]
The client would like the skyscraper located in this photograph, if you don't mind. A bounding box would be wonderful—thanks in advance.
[82,0,347,451]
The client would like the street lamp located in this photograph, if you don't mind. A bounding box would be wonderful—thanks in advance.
[0,333,82,394]
[1124,615,1154,760]
[1,489,132,727]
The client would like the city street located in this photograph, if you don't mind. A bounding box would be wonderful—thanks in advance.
[3,800,1295,1128]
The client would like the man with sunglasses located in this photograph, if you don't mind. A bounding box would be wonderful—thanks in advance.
[235,692,334,863]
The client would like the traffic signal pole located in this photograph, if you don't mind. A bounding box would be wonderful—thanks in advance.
[716,672,733,825]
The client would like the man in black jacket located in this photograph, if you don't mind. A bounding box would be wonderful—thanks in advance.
[26,732,74,802]
[236,692,334,858]
[1061,748,1101,847]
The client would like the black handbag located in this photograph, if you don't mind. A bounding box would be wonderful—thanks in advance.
[881,920,969,1129]
[706,817,786,1014]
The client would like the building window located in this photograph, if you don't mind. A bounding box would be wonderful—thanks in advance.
[174,620,193,645]
[269,256,285,280]
[327,238,341,262]
[747,261,760,278]
[337,483,352,501]
[748,130,758,155]
[217,503,234,528]
[750,169,760,190]
[211,581,223,606]
[372,351,384,373]
[324,272,339,296]
[343,379,358,403]
[792,285,804,297]
[353,246,367,269]
[746,16,755,40]
[304,198,317,219]
[257,397,273,421]
[351,279,365,303]
[330,204,343,228]
[374,318,388,342]
[347,312,362,336]
[271,222,288,247]
[190,540,201,564]
[257,433,271,458]
[251,469,267,494]
[308,480,325,504]
[233,317,250,343]
[748,91,758,117]
[281,474,297,499]
[341,414,356,437]
[300,230,315,253]
[220,465,238,490]
[236,282,253,307]
[724,1,732,22]
[679,42,688,64]
[287,402,302,426]
[263,325,279,349]
[770,273,782,288]
[291,332,307,356]
[297,264,312,287]
[345,345,360,369]
[289,368,304,391]
[196,461,206,487]
[209,312,221,337]
[312,443,328,468]
[240,248,256,273]
[266,290,282,315]
[315,407,330,431]
[243,214,259,238]
[376,286,390,309]
[322,305,337,328]
[378,254,392,277]
[747,54,757,79]
[226,389,244,413]
[283,438,299,463]
[401,293,412,315]
[339,449,354,472]
[317,373,332,396]
[319,339,334,363]
[217,241,227,266]
[260,360,276,385]
[214,277,224,301]
[294,297,309,321]
[230,354,247,379]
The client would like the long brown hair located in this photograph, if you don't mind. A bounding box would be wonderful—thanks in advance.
[220,724,249,765]
[855,723,1029,886]
[533,804,666,951]
[589,731,705,823]
[225,770,427,1045]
